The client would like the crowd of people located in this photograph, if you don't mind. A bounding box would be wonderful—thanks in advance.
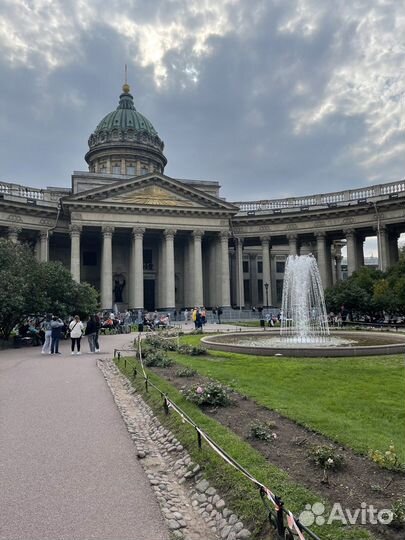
[15,311,131,355]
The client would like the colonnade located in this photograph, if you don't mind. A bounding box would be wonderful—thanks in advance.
[69,226,231,310]
[2,221,401,309]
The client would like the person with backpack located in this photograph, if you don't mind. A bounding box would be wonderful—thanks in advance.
[69,315,84,355]
[50,316,64,354]
[85,315,97,353]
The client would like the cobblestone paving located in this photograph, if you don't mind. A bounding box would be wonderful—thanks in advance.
[98,357,252,540]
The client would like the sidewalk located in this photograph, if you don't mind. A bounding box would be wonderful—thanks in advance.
[0,334,169,540]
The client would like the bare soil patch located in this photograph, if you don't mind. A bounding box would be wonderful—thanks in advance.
[150,363,405,540]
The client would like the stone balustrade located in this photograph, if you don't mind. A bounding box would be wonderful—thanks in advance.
[234,178,405,213]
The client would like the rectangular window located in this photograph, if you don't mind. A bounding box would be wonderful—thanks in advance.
[258,279,263,303]
[257,260,263,273]
[276,261,285,273]
[242,260,249,273]
[83,251,97,266]
[112,165,121,174]
[127,166,135,175]
[244,279,250,303]
[276,279,284,304]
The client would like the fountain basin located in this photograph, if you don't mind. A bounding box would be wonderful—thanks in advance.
[201,330,405,357]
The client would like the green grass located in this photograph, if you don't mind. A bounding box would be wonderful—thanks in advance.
[116,356,371,540]
[174,335,405,462]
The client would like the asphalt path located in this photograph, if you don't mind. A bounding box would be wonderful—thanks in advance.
[0,334,169,540]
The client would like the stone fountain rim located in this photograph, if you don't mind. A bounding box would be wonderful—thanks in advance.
[201,330,405,358]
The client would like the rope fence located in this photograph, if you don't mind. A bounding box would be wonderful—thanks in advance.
[113,337,322,540]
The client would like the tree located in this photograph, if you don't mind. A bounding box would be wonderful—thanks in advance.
[0,239,99,340]
[325,253,405,317]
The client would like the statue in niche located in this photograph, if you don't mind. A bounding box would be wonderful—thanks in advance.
[113,274,126,303]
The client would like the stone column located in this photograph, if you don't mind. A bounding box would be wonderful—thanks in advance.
[332,241,344,283]
[235,237,244,308]
[8,226,21,244]
[377,225,390,271]
[287,233,298,256]
[39,230,50,262]
[164,229,176,309]
[250,253,259,308]
[192,230,204,307]
[389,231,400,266]
[344,229,358,276]
[69,225,81,282]
[261,236,272,306]
[315,232,332,289]
[130,227,145,309]
[219,231,231,308]
[356,234,365,268]
[101,226,114,310]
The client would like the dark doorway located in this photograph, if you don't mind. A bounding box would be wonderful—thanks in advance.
[144,280,155,311]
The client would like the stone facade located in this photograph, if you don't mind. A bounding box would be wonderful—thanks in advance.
[1,86,404,311]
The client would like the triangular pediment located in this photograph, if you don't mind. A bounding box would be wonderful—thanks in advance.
[64,173,238,213]
[106,184,197,207]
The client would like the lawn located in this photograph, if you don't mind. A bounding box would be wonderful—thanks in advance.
[116,356,371,540]
[174,335,405,462]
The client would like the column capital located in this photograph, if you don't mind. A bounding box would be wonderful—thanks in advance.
[163,228,176,238]
[315,231,326,239]
[287,233,298,241]
[69,224,82,236]
[235,236,244,247]
[102,225,114,237]
[260,235,271,244]
[132,227,145,237]
[192,229,204,239]
[373,224,387,234]
[343,228,356,237]
[39,229,51,239]
[219,230,230,240]
[8,226,22,235]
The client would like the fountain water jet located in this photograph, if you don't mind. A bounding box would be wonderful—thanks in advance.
[280,255,330,343]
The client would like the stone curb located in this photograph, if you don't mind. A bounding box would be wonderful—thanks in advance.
[98,358,252,540]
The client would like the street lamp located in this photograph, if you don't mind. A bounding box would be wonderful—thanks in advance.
[264,282,269,309]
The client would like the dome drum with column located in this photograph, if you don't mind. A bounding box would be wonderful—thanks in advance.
[85,84,167,176]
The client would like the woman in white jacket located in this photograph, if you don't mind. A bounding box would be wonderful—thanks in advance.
[69,315,84,355]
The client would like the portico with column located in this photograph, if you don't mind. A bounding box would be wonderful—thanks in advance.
[69,224,81,282]
[261,236,272,307]
[100,226,114,310]
[315,232,333,289]
[129,227,145,310]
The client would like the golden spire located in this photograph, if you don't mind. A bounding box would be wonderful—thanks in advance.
[122,64,130,93]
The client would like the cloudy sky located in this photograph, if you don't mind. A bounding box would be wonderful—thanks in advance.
[0,0,404,206]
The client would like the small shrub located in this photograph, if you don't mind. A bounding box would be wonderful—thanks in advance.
[178,344,207,356]
[176,367,198,377]
[390,498,405,529]
[250,422,278,442]
[309,444,345,471]
[143,351,173,368]
[184,381,231,407]
[369,443,404,471]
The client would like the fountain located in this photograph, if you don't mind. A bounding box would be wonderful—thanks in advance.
[201,256,405,357]
[280,255,330,343]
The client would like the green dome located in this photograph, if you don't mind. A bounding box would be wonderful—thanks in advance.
[94,92,158,137]
[87,85,164,153]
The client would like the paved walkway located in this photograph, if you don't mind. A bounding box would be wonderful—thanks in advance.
[0,334,169,540]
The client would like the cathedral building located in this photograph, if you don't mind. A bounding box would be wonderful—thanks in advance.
[1,84,404,312]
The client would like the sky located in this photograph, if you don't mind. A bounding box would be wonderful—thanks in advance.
[0,0,404,207]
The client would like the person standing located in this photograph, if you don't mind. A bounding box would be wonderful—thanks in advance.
[41,314,52,354]
[94,314,101,352]
[85,315,97,353]
[50,316,64,354]
[69,315,84,355]
[183,308,189,324]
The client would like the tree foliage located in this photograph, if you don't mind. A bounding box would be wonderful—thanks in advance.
[325,249,405,316]
[0,239,99,339]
